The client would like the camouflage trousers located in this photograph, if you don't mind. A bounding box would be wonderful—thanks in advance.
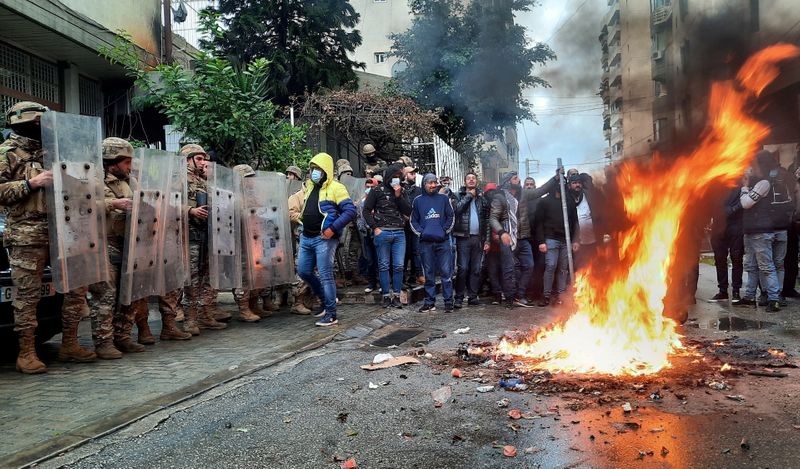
[9,245,84,333]
[184,241,217,314]
[158,288,182,320]
[87,243,146,343]
[337,225,362,277]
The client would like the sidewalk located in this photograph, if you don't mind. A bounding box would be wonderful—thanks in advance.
[0,294,388,467]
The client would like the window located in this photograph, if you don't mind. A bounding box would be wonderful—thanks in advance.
[680,0,688,19]
[654,118,668,142]
[374,52,386,64]
[0,41,61,112]
[79,75,102,117]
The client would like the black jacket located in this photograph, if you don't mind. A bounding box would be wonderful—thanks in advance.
[453,186,489,242]
[742,168,796,234]
[534,193,578,244]
[363,165,413,230]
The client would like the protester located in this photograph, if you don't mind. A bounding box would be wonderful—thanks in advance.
[535,181,579,306]
[710,175,745,302]
[402,164,424,286]
[356,178,379,293]
[453,172,489,308]
[411,173,455,312]
[568,173,600,271]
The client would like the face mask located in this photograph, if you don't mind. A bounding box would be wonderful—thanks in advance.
[310,169,323,184]
[365,188,371,194]
[391,177,401,187]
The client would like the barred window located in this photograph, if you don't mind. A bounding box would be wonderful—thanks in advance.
[0,41,61,112]
[79,75,102,117]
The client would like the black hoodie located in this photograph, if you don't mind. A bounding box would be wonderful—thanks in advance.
[362,164,413,230]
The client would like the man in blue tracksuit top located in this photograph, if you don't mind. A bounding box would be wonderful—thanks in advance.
[411,173,456,313]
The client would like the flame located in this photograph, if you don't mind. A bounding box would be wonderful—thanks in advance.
[498,45,800,376]
[720,363,732,372]
[767,349,787,358]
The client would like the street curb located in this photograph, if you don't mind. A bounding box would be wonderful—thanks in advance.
[13,306,402,469]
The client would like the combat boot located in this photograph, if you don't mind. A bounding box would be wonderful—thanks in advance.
[59,322,97,363]
[198,309,227,330]
[212,307,233,322]
[136,316,156,345]
[249,296,268,318]
[94,341,123,360]
[114,337,146,353]
[262,294,280,312]
[183,307,200,336]
[291,303,313,315]
[160,315,191,340]
[16,330,46,374]
[237,297,261,322]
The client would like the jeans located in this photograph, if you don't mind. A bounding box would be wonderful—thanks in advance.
[543,238,569,297]
[296,235,339,315]
[404,227,422,278]
[420,240,454,306]
[455,235,483,302]
[374,229,406,296]
[514,239,534,300]
[744,231,787,301]
[490,242,516,300]
[711,228,744,292]
[359,234,378,288]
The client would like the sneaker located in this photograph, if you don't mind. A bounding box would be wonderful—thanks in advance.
[391,296,403,308]
[779,297,788,307]
[444,304,454,313]
[315,314,339,326]
[491,295,501,305]
[767,301,781,312]
[382,296,392,308]
[710,291,729,301]
[537,297,550,307]
[468,298,480,306]
[313,308,327,318]
[419,304,436,312]
[732,297,756,306]
[513,298,533,308]
[365,287,374,293]
[454,301,463,309]
[732,291,741,301]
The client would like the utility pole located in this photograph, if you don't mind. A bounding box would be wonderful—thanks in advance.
[524,158,539,177]
[163,0,173,64]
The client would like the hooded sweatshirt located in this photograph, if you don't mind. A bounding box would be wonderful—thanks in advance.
[362,163,412,230]
[299,152,357,238]
[411,173,455,243]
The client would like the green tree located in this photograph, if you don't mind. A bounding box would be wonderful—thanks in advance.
[100,32,310,171]
[204,0,365,104]
[390,0,555,147]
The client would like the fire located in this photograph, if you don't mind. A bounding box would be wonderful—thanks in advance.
[767,349,787,358]
[498,45,800,376]
[720,363,732,372]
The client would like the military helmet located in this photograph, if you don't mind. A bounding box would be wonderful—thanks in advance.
[362,143,376,156]
[336,158,353,176]
[232,164,256,178]
[6,101,48,127]
[102,137,134,162]
[286,165,303,179]
[179,143,207,159]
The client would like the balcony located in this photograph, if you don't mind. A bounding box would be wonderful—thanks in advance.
[607,22,620,43]
[651,4,672,27]
[652,59,667,82]
[603,5,620,28]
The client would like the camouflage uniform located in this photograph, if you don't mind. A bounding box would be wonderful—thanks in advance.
[231,164,265,322]
[182,145,225,332]
[0,105,96,373]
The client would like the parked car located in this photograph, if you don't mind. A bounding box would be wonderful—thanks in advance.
[0,214,64,351]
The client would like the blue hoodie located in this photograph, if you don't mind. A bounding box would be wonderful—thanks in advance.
[411,173,455,242]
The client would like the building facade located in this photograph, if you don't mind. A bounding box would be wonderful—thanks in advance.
[348,0,413,78]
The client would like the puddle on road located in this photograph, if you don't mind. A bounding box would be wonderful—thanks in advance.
[690,316,776,331]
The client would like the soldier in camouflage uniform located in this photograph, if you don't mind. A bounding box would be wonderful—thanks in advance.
[0,101,96,373]
[180,144,226,333]
[231,164,265,323]
[157,289,192,340]
[362,144,384,179]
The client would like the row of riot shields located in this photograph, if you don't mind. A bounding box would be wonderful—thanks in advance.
[41,111,295,300]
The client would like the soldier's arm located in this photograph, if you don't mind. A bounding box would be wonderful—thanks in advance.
[0,151,34,206]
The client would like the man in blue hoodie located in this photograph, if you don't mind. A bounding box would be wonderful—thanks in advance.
[411,173,456,312]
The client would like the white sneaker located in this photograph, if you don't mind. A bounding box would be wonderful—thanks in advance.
[364,287,373,293]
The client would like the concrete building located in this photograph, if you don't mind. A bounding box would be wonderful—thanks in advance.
[0,0,195,144]
[349,0,413,78]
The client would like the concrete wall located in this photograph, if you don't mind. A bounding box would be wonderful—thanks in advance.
[59,0,162,57]
[349,0,413,77]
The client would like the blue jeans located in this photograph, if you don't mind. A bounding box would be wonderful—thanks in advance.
[420,240,454,306]
[374,229,406,296]
[543,238,569,297]
[455,235,483,301]
[359,234,377,288]
[514,239,534,300]
[744,231,787,301]
[297,235,339,315]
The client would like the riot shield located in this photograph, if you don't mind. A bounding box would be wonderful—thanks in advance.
[41,111,109,292]
[286,178,303,197]
[241,172,294,289]
[340,174,367,204]
[119,149,171,304]
[208,163,242,290]
[162,155,190,292]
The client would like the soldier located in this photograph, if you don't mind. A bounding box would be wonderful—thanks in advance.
[286,165,302,181]
[336,159,354,180]
[0,101,96,373]
[156,289,192,340]
[362,144,383,179]
[231,164,266,323]
[181,144,227,333]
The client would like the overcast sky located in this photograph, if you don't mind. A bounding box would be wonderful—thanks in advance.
[515,0,608,179]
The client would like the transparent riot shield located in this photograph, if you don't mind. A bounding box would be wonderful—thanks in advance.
[241,172,294,289]
[162,155,190,292]
[41,111,109,292]
[119,149,171,304]
[286,178,303,197]
[208,163,242,290]
[340,174,367,204]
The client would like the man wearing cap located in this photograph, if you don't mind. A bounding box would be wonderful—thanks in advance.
[402,165,425,285]
[0,101,96,373]
[180,144,228,333]
[297,152,357,326]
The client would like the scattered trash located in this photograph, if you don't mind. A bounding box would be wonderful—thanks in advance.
[360,356,420,371]
[432,386,452,406]
[451,368,463,378]
[725,395,745,402]
[708,381,728,390]
[372,353,394,364]
[524,446,544,454]
[283,418,291,424]
[636,450,647,460]
[476,385,495,393]
[224,422,232,429]
[499,378,528,391]
[342,457,357,469]
[503,445,517,457]
[649,391,662,400]
[496,398,510,408]
[453,327,471,334]
[721,448,731,454]
[336,377,345,381]
[622,402,632,413]
[650,427,664,433]
[337,412,349,423]
[740,437,750,450]
[508,409,522,420]
[612,422,641,432]
[747,370,788,378]
[234,428,249,433]
[793,425,800,430]
[424,353,433,359]
[346,429,359,437]
[368,382,379,389]
[661,446,669,457]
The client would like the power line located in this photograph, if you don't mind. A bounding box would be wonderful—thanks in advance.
[545,0,591,44]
